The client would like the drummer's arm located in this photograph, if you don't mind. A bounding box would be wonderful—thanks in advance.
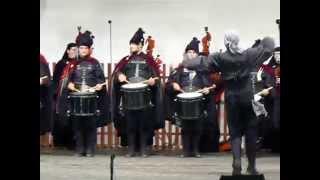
[261,72,275,97]
[204,83,216,95]
[182,53,221,73]
[95,63,106,83]
[94,63,106,90]
[116,71,128,83]
[40,63,51,86]
[40,77,50,86]
[172,82,184,93]
[67,71,79,92]
[167,70,183,93]
[147,77,156,86]
[67,82,78,92]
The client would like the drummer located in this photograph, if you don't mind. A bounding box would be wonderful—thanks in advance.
[61,31,109,157]
[110,28,164,157]
[166,38,218,158]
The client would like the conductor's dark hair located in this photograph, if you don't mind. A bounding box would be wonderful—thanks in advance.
[251,39,261,48]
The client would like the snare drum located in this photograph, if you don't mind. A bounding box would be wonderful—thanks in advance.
[176,92,204,120]
[68,92,98,116]
[121,83,150,110]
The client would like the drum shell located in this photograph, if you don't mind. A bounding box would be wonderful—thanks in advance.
[68,92,98,116]
[176,96,204,120]
[121,86,150,110]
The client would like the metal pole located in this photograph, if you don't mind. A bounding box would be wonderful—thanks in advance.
[108,20,112,64]
[276,19,280,43]
[110,154,115,180]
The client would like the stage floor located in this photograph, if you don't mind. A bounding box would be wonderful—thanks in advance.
[40,150,280,180]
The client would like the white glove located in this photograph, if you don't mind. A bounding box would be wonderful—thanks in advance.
[202,89,210,95]
[254,94,262,102]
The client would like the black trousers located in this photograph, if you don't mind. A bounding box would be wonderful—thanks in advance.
[72,116,97,154]
[52,113,75,149]
[181,119,202,155]
[270,98,280,152]
[225,93,258,168]
[261,97,280,152]
[199,97,220,152]
[40,105,52,135]
[125,109,152,153]
[271,98,280,130]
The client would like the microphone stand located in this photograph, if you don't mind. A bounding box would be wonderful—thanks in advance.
[108,20,112,64]
[110,154,115,180]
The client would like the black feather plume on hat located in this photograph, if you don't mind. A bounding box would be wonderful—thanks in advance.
[130,28,145,46]
[77,30,94,47]
[185,37,200,54]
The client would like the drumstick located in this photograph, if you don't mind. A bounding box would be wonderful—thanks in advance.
[40,76,48,80]
[123,77,159,84]
[86,82,108,92]
[40,76,49,85]
[195,85,216,93]
[141,77,159,84]
[178,89,185,93]
[256,87,273,96]
[72,88,80,92]
[96,82,107,87]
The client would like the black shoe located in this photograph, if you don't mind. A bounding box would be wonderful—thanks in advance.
[86,148,95,156]
[74,153,84,157]
[126,152,135,157]
[190,151,201,158]
[141,149,149,158]
[194,153,201,158]
[246,166,260,175]
[141,147,150,158]
[180,152,191,158]
[232,159,242,175]
[141,153,149,158]
[86,153,95,157]
[232,168,241,175]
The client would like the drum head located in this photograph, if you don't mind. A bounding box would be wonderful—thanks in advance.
[69,91,96,96]
[177,92,203,99]
[121,83,147,90]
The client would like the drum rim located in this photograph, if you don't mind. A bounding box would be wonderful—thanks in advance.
[69,92,97,95]
[121,83,148,89]
[177,92,203,99]
[70,113,96,116]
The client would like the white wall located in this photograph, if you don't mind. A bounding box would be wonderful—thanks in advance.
[40,0,280,67]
